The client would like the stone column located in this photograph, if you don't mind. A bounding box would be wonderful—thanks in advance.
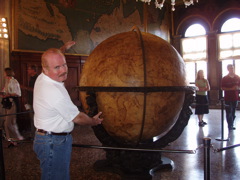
[207,31,221,108]
[171,35,182,54]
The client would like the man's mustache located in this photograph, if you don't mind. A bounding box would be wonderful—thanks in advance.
[59,72,68,77]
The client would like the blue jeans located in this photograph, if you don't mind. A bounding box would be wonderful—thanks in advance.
[225,101,238,129]
[33,133,72,180]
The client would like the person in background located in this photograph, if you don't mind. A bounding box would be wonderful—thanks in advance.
[21,64,39,139]
[33,46,103,180]
[0,67,24,146]
[195,70,210,127]
[221,64,240,130]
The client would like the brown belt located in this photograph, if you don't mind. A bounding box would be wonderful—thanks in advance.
[36,129,71,136]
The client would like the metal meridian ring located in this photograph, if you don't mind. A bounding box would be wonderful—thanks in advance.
[74,86,195,92]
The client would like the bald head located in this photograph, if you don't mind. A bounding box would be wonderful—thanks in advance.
[41,48,68,82]
[41,48,65,68]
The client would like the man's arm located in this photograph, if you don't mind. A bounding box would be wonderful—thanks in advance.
[73,111,103,126]
[221,86,238,91]
[60,41,76,53]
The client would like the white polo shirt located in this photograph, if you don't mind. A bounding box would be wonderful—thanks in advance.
[33,73,79,133]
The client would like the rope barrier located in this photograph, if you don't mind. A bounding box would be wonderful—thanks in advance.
[72,143,196,154]
[214,143,240,152]
[0,110,33,117]
[1,134,240,180]
[72,138,240,180]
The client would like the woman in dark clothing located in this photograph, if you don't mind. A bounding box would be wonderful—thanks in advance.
[195,70,210,127]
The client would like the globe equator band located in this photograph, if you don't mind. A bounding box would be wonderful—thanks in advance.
[74,86,195,92]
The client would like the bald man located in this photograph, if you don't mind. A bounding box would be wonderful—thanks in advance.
[33,48,103,180]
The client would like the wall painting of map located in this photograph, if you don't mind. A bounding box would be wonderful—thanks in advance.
[14,0,168,55]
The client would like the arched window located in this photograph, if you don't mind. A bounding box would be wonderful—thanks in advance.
[218,18,240,77]
[221,18,240,32]
[185,24,206,37]
[181,24,207,84]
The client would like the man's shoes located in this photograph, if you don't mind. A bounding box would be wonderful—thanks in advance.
[229,127,236,130]
[198,121,205,127]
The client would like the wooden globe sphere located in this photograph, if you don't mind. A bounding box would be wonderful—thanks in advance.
[79,28,187,144]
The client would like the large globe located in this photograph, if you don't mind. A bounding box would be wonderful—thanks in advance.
[79,27,187,145]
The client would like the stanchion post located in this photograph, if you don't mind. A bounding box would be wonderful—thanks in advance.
[0,128,6,180]
[221,98,224,138]
[216,98,229,141]
[203,137,211,180]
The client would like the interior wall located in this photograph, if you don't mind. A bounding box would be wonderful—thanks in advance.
[0,0,11,116]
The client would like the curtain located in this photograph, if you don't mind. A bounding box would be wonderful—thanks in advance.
[218,31,240,61]
[181,35,207,62]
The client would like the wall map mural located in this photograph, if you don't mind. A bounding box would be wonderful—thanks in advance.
[14,0,168,54]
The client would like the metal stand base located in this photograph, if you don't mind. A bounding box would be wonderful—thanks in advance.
[93,156,173,180]
[149,156,173,174]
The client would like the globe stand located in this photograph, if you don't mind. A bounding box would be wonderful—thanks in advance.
[76,86,194,179]
[93,151,173,180]
[149,156,173,175]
